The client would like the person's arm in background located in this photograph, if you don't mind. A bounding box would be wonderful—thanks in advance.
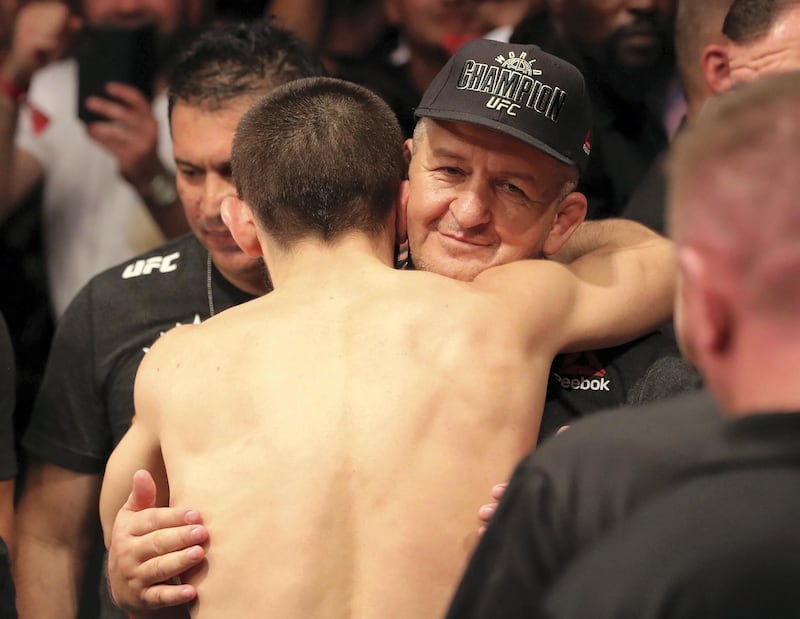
[82,81,188,238]
[0,2,78,220]
[13,463,101,618]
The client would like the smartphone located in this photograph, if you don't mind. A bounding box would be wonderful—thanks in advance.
[76,24,158,124]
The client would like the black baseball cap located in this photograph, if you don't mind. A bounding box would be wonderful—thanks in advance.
[415,39,592,173]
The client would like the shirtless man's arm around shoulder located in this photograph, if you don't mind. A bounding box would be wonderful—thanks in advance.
[474,218,675,356]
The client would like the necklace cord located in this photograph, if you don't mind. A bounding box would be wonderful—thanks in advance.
[206,252,216,317]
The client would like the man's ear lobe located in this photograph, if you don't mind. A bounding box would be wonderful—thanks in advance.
[542,191,588,257]
[221,195,262,257]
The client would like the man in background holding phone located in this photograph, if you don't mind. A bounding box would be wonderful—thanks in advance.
[0,0,206,319]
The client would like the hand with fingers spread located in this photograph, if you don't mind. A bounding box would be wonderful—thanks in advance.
[107,470,208,616]
[477,482,508,537]
[84,82,164,196]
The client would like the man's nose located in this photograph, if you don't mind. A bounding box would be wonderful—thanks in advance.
[449,188,492,228]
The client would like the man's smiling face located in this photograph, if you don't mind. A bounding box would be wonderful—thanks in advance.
[403,118,582,281]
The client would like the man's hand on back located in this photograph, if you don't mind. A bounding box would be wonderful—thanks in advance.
[107,470,208,615]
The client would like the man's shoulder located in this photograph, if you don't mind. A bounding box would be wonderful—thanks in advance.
[67,234,205,318]
[517,389,722,537]
[552,388,717,447]
[533,389,721,479]
[88,234,201,288]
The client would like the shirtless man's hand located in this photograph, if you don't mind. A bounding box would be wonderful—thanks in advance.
[107,470,207,613]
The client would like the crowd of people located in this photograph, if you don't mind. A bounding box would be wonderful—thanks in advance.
[0,0,798,617]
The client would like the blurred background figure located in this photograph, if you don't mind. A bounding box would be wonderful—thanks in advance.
[511,0,680,219]
[270,0,540,136]
[622,0,733,233]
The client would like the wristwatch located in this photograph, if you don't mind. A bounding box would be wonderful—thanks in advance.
[147,171,179,209]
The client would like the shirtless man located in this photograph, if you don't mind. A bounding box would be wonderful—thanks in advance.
[99,69,673,618]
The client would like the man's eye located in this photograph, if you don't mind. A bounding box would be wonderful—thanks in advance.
[178,168,200,180]
[502,182,525,196]
[441,167,463,176]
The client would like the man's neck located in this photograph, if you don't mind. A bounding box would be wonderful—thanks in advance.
[711,339,800,418]
[264,233,396,289]
[217,262,272,297]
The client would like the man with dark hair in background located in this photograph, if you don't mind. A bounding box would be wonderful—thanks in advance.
[511,0,679,219]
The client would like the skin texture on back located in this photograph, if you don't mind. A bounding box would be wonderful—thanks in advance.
[135,260,551,618]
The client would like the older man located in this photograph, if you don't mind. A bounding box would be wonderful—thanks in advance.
[447,3,800,613]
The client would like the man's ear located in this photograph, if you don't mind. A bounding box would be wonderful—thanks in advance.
[403,138,414,169]
[396,179,409,244]
[542,191,588,257]
[701,43,731,96]
[678,247,732,363]
[221,195,262,257]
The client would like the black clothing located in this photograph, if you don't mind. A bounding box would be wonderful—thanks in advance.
[337,40,421,139]
[622,117,688,234]
[620,150,668,233]
[541,331,700,440]
[545,413,800,619]
[445,389,720,618]
[511,11,673,219]
[0,314,16,481]
[0,185,53,485]
[22,233,256,619]
[24,234,254,473]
